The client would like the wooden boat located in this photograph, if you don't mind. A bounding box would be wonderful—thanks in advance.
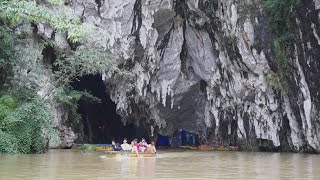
[199,146,239,151]
[105,151,157,157]
[179,146,198,150]
[71,144,113,151]
[180,145,239,151]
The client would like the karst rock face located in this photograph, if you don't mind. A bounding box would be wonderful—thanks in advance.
[40,0,320,152]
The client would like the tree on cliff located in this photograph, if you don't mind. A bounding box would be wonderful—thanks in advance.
[0,0,89,153]
[0,0,134,153]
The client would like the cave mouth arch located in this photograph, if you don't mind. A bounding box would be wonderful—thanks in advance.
[71,74,149,144]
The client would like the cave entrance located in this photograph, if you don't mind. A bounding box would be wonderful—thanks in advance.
[71,74,149,144]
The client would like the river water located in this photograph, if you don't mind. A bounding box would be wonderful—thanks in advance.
[0,149,319,179]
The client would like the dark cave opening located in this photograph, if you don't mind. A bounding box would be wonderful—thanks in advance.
[71,74,149,144]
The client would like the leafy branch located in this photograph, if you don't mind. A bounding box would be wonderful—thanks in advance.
[263,0,299,94]
[0,0,89,42]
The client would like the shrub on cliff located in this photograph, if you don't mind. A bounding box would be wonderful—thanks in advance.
[0,0,135,154]
[0,94,54,154]
[80,144,98,152]
[263,0,299,94]
[0,0,90,153]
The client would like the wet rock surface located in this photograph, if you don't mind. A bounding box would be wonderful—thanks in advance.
[39,0,320,152]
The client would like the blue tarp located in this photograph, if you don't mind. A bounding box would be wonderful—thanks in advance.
[157,130,197,147]
[157,135,170,146]
[175,129,196,146]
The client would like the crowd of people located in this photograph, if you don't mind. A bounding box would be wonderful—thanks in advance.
[111,138,157,156]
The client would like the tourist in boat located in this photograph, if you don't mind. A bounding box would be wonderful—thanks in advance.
[139,138,148,152]
[111,140,122,151]
[121,138,132,151]
[146,141,157,153]
[131,139,140,157]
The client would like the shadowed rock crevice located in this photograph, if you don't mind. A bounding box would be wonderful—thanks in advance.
[131,0,145,61]
[95,0,103,14]
[71,74,149,143]
[42,45,56,69]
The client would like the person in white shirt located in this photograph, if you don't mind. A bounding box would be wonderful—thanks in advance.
[121,138,132,151]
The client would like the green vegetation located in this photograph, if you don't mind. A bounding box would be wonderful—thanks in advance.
[0,0,88,42]
[0,95,54,153]
[263,0,299,94]
[0,0,135,154]
[0,0,133,154]
[0,2,57,154]
[53,47,130,86]
[199,0,216,18]
[53,87,101,125]
[50,47,134,126]
[80,144,98,152]
[237,139,259,152]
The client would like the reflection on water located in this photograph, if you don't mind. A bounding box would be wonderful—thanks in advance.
[0,150,320,179]
[117,155,156,178]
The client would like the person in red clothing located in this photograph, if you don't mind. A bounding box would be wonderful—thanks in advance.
[131,139,140,157]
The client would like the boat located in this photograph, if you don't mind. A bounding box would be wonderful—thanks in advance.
[105,151,157,157]
[179,145,239,151]
[179,146,198,150]
[198,146,239,151]
[71,144,113,151]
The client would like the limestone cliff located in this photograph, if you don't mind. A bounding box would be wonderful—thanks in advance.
[39,0,320,152]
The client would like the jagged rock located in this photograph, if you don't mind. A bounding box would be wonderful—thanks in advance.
[39,0,320,152]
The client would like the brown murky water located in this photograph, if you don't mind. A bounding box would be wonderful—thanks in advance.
[0,149,319,179]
